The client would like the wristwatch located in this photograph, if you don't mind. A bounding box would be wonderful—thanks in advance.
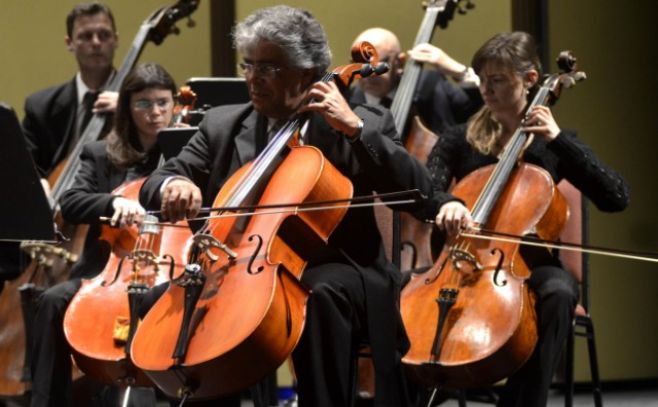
[348,118,364,142]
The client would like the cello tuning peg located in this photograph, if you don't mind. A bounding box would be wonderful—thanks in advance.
[187,17,196,28]
[374,62,390,75]
[559,76,576,89]
[359,64,375,78]
[574,71,587,82]
[456,0,475,14]
[170,25,181,35]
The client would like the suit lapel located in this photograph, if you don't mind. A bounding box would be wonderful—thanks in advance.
[53,78,78,143]
[233,109,260,165]
[348,86,367,105]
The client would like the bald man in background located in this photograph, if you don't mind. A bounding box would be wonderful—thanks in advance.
[350,27,481,135]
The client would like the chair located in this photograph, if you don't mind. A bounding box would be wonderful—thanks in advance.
[557,180,603,407]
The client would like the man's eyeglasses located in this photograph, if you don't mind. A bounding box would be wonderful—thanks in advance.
[133,98,172,111]
[239,62,282,78]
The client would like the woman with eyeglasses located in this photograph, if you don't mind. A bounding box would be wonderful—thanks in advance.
[29,62,182,407]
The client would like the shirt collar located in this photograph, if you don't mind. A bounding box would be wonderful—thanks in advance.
[75,70,116,105]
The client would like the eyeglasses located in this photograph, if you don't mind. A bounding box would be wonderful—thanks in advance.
[132,98,172,111]
[239,62,282,78]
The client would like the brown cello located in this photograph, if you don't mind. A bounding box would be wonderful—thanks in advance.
[400,52,585,388]
[62,87,198,387]
[130,42,384,401]
[62,185,167,387]
[0,1,200,397]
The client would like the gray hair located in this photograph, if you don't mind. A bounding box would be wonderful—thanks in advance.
[233,5,332,78]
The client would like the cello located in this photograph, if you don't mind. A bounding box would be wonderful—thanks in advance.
[400,52,585,388]
[62,88,198,389]
[0,1,199,397]
[374,0,475,271]
[130,42,385,401]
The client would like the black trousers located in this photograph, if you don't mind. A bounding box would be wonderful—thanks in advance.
[291,262,369,407]
[497,265,579,407]
[30,278,82,407]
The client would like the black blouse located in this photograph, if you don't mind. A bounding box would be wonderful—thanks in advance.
[426,123,629,215]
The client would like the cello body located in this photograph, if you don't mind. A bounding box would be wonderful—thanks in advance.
[131,146,353,399]
[401,163,567,387]
[63,179,190,386]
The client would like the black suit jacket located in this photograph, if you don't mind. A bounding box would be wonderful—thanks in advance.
[23,78,78,177]
[140,102,435,400]
[23,78,113,178]
[350,70,482,135]
[59,140,158,279]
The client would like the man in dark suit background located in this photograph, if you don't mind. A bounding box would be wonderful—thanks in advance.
[139,5,436,406]
[22,2,119,180]
[349,27,482,136]
[0,3,119,289]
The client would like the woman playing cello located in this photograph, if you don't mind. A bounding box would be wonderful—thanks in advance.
[30,62,179,407]
[424,32,629,406]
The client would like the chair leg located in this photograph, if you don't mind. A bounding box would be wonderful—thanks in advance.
[458,389,467,407]
[564,322,575,407]
[583,317,603,407]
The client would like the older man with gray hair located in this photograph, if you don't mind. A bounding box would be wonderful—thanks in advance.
[140,5,435,406]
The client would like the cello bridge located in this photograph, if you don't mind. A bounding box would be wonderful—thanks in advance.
[192,234,237,261]
[129,249,159,268]
[449,247,482,272]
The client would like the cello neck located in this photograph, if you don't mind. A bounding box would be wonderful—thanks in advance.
[469,74,565,225]
[220,70,342,211]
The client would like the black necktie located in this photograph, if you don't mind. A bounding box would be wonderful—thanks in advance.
[80,91,99,133]
[380,96,392,109]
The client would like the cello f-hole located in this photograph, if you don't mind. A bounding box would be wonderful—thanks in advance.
[424,255,449,285]
[161,253,176,280]
[247,234,265,275]
[491,248,507,287]
[102,256,127,287]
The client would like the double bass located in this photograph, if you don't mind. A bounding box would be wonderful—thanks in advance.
[0,0,199,397]
[130,42,385,401]
[374,0,475,271]
[400,52,586,388]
